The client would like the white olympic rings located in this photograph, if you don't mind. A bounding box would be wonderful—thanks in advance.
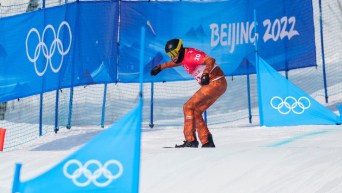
[270,96,311,115]
[63,159,124,187]
[25,21,72,76]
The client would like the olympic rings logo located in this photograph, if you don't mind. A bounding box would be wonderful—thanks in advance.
[270,96,311,115]
[63,159,124,187]
[25,21,72,76]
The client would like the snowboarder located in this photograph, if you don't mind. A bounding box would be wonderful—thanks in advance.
[151,38,227,148]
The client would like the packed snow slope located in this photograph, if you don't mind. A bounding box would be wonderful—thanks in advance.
[1,123,342,193]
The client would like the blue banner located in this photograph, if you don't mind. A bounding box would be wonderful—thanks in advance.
[0,0,316,101]
[12,102,142,193]
[0,2,118,102]
[256,56,340,126]
[119,0,316,82]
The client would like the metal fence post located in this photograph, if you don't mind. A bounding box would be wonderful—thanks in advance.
[319,0,329,103]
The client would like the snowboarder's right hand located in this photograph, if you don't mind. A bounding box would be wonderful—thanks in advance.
[201,73,210,85]
[151,65,162,76]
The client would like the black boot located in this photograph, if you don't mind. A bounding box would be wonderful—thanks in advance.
[175,132,199,148]
[175,140,199,148]
[202,134,215,148]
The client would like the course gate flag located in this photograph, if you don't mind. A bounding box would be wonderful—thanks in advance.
[256,56,340,126]
[12,103,142,193]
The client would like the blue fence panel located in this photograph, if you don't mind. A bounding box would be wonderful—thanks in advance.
[0,0,315,100]
[119,0,315,82]
[0,1,119,102]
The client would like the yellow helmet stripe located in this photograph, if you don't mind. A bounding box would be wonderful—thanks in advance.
[166,39,182,58]
[175,39,182,52]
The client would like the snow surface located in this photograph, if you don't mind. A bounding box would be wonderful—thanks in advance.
[0,1,342,192]
[1,122,342,193]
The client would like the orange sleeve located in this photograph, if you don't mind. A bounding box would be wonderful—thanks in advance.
[160,61,181,70]
[203,56,216,74]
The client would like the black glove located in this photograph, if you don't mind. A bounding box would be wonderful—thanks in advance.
[151,65,162,76]
[201,73,210,85]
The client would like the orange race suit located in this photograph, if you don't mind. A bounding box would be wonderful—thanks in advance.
[160,48,227,145]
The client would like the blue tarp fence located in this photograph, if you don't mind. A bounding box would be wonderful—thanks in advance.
[0,0,316,102]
